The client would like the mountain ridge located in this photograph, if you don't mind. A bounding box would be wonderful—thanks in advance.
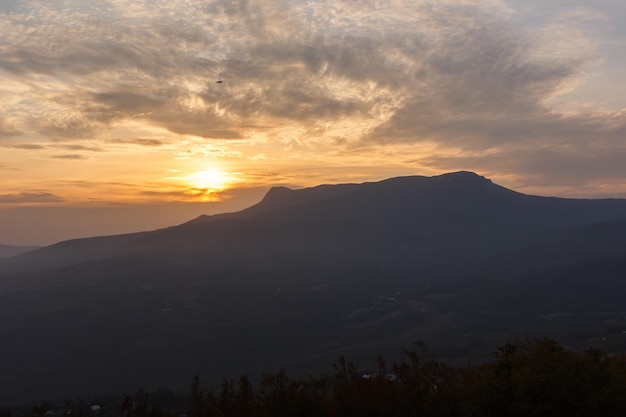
[186,171,497,224]
[4,171,626,274]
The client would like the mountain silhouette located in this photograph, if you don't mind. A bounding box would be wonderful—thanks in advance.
[6,171,626,274]
[1,171,626,404]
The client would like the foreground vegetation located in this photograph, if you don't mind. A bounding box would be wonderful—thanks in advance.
[8,338,626,417]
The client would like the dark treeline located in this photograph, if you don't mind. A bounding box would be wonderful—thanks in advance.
[9,338,626,417]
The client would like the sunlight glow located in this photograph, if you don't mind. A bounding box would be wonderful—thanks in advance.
[191,169,230,190]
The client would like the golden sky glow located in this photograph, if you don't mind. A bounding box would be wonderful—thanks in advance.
[2,0,626,245]
[190,169,230,190]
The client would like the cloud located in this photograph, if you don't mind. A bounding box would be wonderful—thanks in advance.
[55,144,103,152]
[108,138,167,147]
[138,183,269,204]
[0,117,22,138]
[0,1,431,140]
[1,0,625,193]
[139,187,226,202]
[4,143,45,149]
[0,191,64,204]
[34,113,98,140]
[419,138,626,186]
[357,5,599,146]
[50,154,88,160]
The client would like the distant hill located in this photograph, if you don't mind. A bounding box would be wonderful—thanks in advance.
[1,171,626,405]
[0,244,40,259]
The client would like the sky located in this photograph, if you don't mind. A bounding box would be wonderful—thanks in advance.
[1,0,626,246]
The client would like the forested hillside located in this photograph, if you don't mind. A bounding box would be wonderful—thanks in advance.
[8,339,626,416]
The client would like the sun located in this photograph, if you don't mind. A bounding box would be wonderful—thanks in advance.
[191,169,230,190]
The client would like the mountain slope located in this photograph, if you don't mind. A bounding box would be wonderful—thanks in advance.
[1,171,626,405]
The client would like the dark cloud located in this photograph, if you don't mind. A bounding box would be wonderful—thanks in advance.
[138,183,268,204]
[152,111,243,139]
[418,141,626,187]
[360,6,599,147]
[34,114,97,140]
[108,138,167,146]
[81,87,243,139]
[4,143,45,149]
[0,191,64,204]
[137,186,232,203]
[55,144,103,152]
[50,154,87,160]
[92,91,164,114]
